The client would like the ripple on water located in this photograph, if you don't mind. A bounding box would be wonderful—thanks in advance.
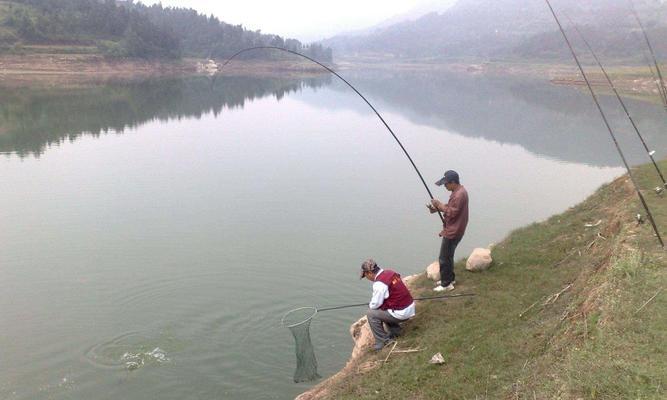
[84,332,171,371]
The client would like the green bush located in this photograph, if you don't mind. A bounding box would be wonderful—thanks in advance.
[0,29,19,45]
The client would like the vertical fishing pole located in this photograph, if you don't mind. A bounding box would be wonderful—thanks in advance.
[543,0,664,248]
[564,14,667,189]
[642,51,667,107]
[629,0,667,110]
[213,46,445,224]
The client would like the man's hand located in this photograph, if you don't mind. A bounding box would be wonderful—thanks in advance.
[430,199,444,210]
[426,204,438,214]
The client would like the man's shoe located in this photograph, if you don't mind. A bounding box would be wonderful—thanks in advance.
[373,339,396,351]
[433,283,455,292]
[434,280,455,286]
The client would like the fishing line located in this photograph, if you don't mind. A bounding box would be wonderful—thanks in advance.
[213,46,445,224]
[544,0,664,248]
[564,14,667,188]
[629,0,667,110]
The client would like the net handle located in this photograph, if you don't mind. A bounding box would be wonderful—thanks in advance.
[316,293,476,312]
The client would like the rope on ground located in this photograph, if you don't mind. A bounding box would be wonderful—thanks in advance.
[543,284,573,306]
[519,283,573,318]
[635,288,663,314]
[518,300,540,318]
[382,341,398,364]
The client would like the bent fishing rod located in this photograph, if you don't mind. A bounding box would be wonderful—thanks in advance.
[629,0,667,110]
[212,46,445,224]
[317,293,476,312]
[544,0,664,248]
[564,15,667,189]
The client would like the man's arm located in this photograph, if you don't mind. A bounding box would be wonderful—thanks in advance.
[445,192,466,219]
[368,281,389,310]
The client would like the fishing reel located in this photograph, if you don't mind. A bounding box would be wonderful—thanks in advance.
[656,186,665,196]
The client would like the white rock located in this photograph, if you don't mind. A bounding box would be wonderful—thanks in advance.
[429,352,445,365]
[466,248,493,272]
[426,261,440,281]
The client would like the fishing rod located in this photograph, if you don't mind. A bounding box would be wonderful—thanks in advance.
[212,46,445,224]
[317,293,476,312]
[629,0,667,109]
[642,50,667,107]
[564,14,667,189]
[543,0,664,248]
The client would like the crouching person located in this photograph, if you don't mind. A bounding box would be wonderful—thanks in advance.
[360,259,416,351]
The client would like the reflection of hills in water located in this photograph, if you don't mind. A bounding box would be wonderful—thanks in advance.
[0,75,331,157]
[303,71,667,168]
[4,71,665,167]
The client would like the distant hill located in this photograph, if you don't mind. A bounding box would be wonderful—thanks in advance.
[334,0,458,38]
[0,0,332,61]
[322,0,667,62]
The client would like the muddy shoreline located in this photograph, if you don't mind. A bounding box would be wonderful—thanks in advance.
[0,54,328,86]
[0,53,663,100]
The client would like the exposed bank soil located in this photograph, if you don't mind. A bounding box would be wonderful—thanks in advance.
[549,75,667,98]
[337,58,666,99]
[0,54,190,85]
[0,53,326,86]
[295,316,374,400]
[495,66,666,99]
[1,53,662,100]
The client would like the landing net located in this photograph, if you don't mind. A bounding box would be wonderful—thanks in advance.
[281,307,321,383]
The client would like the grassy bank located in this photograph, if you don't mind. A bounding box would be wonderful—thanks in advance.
[320,161,667,399]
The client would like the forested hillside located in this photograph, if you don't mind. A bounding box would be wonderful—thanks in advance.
[323,0,667,62]
[0,0,332,61]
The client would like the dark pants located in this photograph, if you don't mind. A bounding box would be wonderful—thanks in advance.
[439,236,461,286]
[366,309,404,344]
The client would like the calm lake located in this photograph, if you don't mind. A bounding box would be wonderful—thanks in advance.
[1,69,665,399]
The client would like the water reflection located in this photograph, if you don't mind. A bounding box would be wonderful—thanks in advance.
[0,75,331,157]
[2,70,665,167]
[300,70,667,168]
[0,70,630,400]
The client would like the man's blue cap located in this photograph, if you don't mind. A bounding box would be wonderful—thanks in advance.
[435,170,459,186]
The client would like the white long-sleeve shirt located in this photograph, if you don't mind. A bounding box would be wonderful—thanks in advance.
[368,269,416,320]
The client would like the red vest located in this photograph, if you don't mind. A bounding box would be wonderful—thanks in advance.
[376,269,414,311]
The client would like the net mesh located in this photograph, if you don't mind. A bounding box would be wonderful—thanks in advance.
[282,307,321,383]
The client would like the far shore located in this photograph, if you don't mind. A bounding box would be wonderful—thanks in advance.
[0,53,663,101]
[0,53,328,87]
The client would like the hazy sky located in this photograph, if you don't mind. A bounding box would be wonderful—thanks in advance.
[141,1,430,41]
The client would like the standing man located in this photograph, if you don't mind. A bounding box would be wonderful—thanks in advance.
[427,170,469,292]
[360,259,416,351]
